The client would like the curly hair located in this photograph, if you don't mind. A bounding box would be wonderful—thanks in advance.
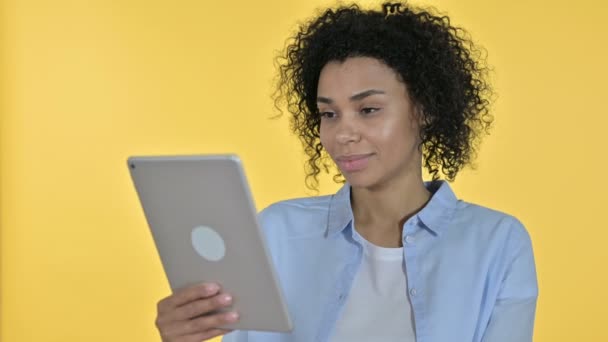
[274,2,493,190]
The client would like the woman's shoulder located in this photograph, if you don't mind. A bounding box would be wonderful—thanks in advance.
[256,193,334,238]
[456,199,525,226]
[261,193,333,214]
[423,180,531,242]
[451,199,533,250]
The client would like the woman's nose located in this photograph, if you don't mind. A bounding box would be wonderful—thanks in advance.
[335,116,361,144]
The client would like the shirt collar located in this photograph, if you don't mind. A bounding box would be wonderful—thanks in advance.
[325,180,459,238]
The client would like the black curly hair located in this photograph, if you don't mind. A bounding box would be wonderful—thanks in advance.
[274,2,493,190]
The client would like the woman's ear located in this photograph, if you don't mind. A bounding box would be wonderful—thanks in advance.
[411,102,425,127]
[411,102,426,146]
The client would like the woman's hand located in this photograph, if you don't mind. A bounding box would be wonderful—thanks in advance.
[155,282,239,342]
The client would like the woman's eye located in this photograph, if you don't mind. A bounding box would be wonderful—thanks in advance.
[320,111,336,118]
[361,107,380,115]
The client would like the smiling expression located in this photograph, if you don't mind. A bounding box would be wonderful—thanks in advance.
[318,57,423,189]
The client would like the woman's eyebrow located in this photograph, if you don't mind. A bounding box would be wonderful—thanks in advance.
[317,89,386,104]
[317,96,333,104]
[350,89,385,101]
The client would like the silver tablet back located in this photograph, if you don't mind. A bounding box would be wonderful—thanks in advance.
[128,155,292,332]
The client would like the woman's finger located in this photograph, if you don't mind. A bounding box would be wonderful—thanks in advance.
[182,328,233,342]
[178,311,240,336]
[164,293,233,322]
[158,283,220,313]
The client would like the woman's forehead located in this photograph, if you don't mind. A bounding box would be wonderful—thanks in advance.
[317,57,406,96]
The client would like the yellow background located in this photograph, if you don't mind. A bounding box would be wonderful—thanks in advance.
[1,0,606,341]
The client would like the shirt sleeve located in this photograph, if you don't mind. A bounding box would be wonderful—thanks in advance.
[481,218,539,342]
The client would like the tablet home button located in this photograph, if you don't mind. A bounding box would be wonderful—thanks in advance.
[191,226,226,262]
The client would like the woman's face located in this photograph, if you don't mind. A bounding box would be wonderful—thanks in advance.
[318,57,422,189]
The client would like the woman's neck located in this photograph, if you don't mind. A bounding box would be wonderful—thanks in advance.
[350,175,431,247]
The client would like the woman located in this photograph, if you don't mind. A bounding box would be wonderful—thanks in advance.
[155,2,538,341]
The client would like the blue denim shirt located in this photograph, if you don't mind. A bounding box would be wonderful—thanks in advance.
[223,181,538,342]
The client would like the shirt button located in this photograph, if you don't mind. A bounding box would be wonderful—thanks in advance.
[410,288,418,296]
[404,235,415,244]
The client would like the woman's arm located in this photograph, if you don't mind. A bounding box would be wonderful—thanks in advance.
[481,220,539,342]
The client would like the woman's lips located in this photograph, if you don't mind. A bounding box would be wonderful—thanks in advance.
[336,154,374,172]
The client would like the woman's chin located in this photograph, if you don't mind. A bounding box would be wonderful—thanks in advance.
[342,171,380,189]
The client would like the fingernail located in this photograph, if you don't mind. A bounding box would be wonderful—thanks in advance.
[219,294,232,304]
[204,283,219,293]
[225,312,239,322]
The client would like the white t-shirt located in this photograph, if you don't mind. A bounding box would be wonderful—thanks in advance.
[330,228,416,341]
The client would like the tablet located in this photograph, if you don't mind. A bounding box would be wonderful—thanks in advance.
[127,155,293,332]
